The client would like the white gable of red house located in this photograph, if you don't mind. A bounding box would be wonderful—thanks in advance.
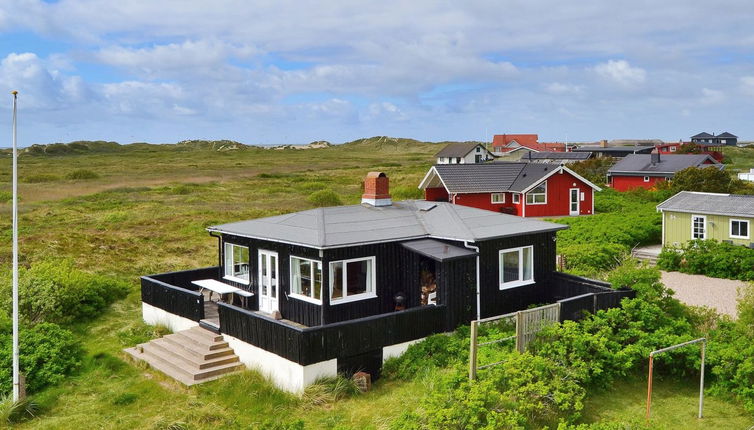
[418,163,602,217]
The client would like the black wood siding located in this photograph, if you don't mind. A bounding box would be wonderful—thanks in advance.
[476,231,557,318]
[141,276,205,321]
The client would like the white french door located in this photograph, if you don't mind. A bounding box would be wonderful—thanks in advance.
[569,188,580,216]
[258,250,279,313]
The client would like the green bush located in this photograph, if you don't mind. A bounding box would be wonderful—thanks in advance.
[0,191,10,203]
[383,331,468,380]
[391,185,423,200]
[559,243,626,275]
[65,169,100,180]
[657,240,754,281]
[22,174,60,183]
[0,260,129,325]
[307,189,342,207]
[0,323,82,395]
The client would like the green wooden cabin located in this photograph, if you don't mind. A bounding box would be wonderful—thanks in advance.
[657,191,754,248]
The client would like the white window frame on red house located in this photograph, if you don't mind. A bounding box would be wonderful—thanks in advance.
[512,194,520,204]
[643,176,650,182]
[525,182,547,204]
[491,193,505,204]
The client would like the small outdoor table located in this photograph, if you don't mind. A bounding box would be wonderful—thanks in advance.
[192,279,254,308]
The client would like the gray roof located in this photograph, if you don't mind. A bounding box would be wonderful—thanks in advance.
[430,162,561,193]
[401,239,477,261]
[435,143,488,158]
[691,132,714,139]
[208,200,567,249]
[573,145,654,153]
[608,154,721,175]
[717,132,737,138]
[657,191,754,218]
[522,151,591,160]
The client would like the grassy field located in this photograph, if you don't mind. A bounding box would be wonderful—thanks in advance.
[0,138,752,429]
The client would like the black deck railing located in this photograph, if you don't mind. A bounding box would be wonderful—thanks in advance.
[218,302,447,366]
[552,272,635,322]
[141,269,211,321]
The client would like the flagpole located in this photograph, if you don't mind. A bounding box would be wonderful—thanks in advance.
[11,90,19,402]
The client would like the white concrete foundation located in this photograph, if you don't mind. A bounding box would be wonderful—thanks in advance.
[224,334,337,394]
[382,338,425,362]
[142,302,198,333]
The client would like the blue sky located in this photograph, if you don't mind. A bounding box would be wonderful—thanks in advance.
[0,1,753,146]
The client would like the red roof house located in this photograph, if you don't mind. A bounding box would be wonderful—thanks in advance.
[607,152,722,191]
[419,162,601,217]
[492,134,566,154]
[655,141,724,162]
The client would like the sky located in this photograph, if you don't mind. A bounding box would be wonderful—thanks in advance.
[0,1,753,146]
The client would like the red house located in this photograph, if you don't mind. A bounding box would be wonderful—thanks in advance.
[655,141,724,162]
[419,162,601,217]
[492,134,566,154]
[607,152,722,191]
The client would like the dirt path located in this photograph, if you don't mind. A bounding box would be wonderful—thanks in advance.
[661,271,747,318]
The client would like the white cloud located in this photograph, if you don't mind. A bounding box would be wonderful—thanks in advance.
[593,60,646,87]
[543,82,583,95]
[700,88,725,105]
[741,76,754,96]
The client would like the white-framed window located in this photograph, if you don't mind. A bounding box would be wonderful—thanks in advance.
[290,256,322,303]
[669,146,677,152]
[512,193,521,204]
[526,182,547,204]
[330,256,376,304]
[730,219,750,239]
[491,193,505,204]
[692,215,706,240]
[224,243,250,283]
[643,176,650,182]
[499,246,534,289]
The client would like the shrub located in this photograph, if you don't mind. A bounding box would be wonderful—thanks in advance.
[307,189,342,207]
[0,260,130,325]
[657,240,754,281]
[383,331,468,380]
[302,375,361,407]
[570,158,614,186]
[558,243,626,275]
[65,169,100,180]
[22,174,60,183]
[0,191,10,203]
[0,323,82,395]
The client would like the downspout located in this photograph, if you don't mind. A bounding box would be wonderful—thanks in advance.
[464,241,481,321]
[209,231,222,273]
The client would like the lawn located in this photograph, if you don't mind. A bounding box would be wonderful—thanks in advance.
[0,138,751,429]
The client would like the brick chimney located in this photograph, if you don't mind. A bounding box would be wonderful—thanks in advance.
[362,172,392,207]
[600,139,608,148]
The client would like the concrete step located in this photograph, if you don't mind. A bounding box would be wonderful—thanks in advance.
[170,330,229,351]
[148,339,239,369]
[123,326,244,386]
[155,337,235,361]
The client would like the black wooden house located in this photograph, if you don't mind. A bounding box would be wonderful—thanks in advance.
[139,172,624,392]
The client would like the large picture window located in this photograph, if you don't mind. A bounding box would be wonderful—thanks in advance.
[730,219,750,239]
[290,256,322,303]
[499,246,534,289]
[526,182,547,204]
[491,193,505,204]
[330,257,376,304]
[224,243,249,283]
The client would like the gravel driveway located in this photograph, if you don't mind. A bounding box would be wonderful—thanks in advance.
[661,271,747,318]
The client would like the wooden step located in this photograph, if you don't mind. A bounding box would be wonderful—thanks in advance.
[155,337,235,361]
[170,331,229,351]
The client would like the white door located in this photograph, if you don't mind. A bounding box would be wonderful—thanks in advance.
[569,188,580,216]
[258,250,279,313]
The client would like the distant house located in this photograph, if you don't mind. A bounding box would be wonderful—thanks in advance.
[607,152,722,191]
[435,142,494,164]
[658,191,754,248]
[132,171,620,392]
[738,168,754,182]
[655,141,724,162]
[691,132,738,146]
[419,162,601,217]
[572,142,654,158]
[518,151,592,164]
[492,134,566,154]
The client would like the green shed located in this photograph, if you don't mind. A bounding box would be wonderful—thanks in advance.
[657,191,754,247]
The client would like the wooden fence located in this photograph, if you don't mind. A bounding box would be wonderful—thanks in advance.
[141,275,205,321]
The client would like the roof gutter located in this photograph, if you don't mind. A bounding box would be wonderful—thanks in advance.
[463,241,481,321]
